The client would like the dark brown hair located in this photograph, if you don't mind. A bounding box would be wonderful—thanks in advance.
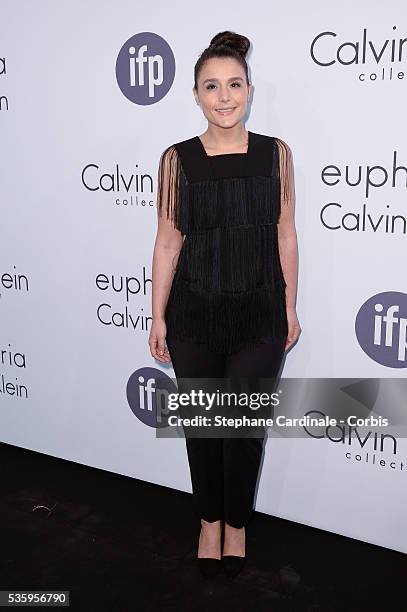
[193,31,251,90]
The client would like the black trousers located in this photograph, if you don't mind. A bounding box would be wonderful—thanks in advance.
[165,332,286,529]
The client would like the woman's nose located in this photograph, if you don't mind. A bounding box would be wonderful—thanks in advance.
[218,88,230,102]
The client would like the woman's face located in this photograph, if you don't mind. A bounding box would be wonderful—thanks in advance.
[193,57,251,129]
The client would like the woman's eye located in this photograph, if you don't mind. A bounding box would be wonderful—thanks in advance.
[206,82,241,90]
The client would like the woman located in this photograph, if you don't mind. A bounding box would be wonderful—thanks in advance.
[149,30,301,579]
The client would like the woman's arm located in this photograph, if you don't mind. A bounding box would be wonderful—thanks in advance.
[275,138,302,350]
[149,146,183,362]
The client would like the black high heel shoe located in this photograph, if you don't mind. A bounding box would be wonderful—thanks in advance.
[222,524,246,578]
[197,519,222,578]
[222,554,246,578]
[197,557,222,578]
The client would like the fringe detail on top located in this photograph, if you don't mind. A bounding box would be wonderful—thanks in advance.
[155,136,294,234]
[166,223,288,354]
[275,137,295,207]
[177,224,284,293]
[156,135,292,354]
[186,175,280,232]
[156,144,189,232]
[157,138,295,235]
[165,278,288,355]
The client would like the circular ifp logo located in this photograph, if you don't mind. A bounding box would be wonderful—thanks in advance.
[355,291,407,368]
[127,367,177,428]
[116,32,175,105]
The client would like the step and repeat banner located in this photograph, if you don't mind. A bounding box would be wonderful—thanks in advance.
[1,1,406,554]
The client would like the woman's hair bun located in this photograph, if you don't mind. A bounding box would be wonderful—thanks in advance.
[193,30,251,89]
[209,31,250,58]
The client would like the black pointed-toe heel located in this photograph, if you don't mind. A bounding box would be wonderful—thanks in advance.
[222,555,246,578]
[197,557,221,578]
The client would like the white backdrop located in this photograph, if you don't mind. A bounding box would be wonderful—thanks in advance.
[1,0,406,554]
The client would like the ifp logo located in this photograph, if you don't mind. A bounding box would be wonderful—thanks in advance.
[355,292,407,368]
[127,367,177,428]
[116,32,175,105]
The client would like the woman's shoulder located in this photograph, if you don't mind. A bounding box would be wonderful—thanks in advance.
[158,136,197,168]
[161,134,197,151]
[252,132,293,167]
[251,131,290,149]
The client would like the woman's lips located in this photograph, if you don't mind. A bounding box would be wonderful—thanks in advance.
[215,108,236,116]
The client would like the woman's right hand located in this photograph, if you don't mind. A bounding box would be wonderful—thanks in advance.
[148,317,171,363]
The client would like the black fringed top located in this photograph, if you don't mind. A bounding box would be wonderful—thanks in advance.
[156,130,292,355]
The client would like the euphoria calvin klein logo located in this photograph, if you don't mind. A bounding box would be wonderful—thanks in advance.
[116,32,175,105]
[127,367,177,428]
[355,292,407,368]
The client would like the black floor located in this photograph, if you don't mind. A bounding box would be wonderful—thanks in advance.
[0,441,405,611]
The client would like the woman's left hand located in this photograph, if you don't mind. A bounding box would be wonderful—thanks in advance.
[285,307,301,351]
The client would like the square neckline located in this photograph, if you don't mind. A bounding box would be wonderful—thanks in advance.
[196,130,252,158]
